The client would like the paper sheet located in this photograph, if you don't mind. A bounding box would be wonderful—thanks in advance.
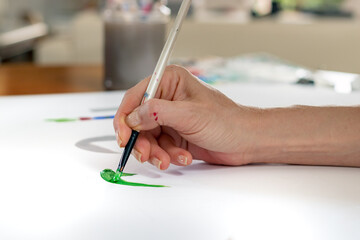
[1,82,360,240]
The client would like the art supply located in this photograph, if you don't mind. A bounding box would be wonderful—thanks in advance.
[46,115,114,122]
[103,0,170,90]
[100,169,167,187]
[174,53,313,85]
[108,0,192,184]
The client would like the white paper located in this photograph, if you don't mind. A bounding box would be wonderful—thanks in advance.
[0,82,360,240]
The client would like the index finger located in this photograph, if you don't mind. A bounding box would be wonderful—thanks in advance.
[113,65,190,145]
[113,76,151,146]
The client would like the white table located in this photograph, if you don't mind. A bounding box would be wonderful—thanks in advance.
[0,82,359,240]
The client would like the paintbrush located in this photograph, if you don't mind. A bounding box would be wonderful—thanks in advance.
[113,0,192,181]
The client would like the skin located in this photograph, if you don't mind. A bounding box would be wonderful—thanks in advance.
[113,65,360,170]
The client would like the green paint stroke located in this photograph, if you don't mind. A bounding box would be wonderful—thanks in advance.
[100,169,168,188]
[46,118,77,122]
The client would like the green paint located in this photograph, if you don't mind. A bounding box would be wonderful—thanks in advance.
[46,118,77,122]
[100,169,167,187]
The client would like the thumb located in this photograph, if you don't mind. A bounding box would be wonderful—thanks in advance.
[125,98,191,131]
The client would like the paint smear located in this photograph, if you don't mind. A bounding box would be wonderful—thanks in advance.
[46,118,77,122]
[100,169,168,187]
[46,115,114,123]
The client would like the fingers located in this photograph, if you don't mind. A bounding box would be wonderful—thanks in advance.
[147,134,171,170]
[113,65,200,170]
[114,114,131,147]
[113,65,190,145]
[158,134,192,166]
[113,76,151,146]
[130,132,192,170]
[125,98,195,133]
[131,132,171,170]
[119,76,152,115]
[131,133,150,164]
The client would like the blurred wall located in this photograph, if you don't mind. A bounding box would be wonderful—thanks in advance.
[173,20,360,74]
[35,18,360,74]
[0,0,96,29]
[2,0,359,74]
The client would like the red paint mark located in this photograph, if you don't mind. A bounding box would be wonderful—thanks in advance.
[80,117,92,121]
[153,112,157,117]
[155,117,158,121]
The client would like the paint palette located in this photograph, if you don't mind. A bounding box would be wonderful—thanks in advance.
[173,53,312,85]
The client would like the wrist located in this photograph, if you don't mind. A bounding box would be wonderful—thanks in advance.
[245,106,360,166]
[245,107,315,164]
[231,105,266,164]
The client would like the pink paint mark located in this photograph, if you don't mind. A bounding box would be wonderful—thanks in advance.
[155,117,158,121]
[80,117,92,121]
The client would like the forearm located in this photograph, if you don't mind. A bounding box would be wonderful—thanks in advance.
[249,106,360,167]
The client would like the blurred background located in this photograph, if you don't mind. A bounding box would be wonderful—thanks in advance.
[0,0,359,93]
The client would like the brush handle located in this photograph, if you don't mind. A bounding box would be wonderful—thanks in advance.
[141,0,192,103]
[117,130,139,172]
[117,0,192,173]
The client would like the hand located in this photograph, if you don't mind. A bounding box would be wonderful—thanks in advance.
[113,65,260,170]
[114,65,360,169]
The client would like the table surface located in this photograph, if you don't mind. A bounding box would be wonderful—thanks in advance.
[1,81,360,240]
[0,64,104,95]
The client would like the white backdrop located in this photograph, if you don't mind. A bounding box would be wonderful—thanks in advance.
[0,82,359,240]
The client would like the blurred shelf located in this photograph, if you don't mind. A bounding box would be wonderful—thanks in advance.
[0,64,104,96]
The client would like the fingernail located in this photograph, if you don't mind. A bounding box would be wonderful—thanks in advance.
[177,155,188,165]
[126,110,141,127]
[132,149,142,163]
[151,157,162,170]
[115,130,122,147]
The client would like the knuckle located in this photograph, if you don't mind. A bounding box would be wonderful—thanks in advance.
[161,65,188,91]
[164,65,186,78]
[166,64,187,75]
[144,99,164,125]
[166,64,180,70]
[145,99,160,114]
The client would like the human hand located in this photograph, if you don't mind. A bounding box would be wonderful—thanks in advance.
[113,65,261,170]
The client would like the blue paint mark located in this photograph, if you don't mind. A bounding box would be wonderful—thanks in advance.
[93,115,115,120]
